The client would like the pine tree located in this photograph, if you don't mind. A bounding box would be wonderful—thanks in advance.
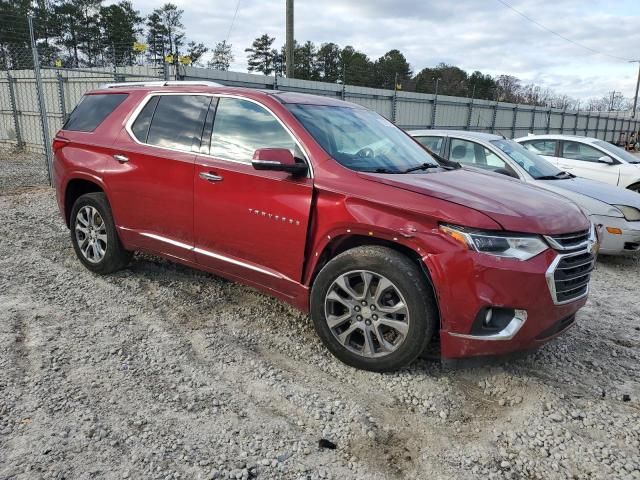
[186,41,207,66]
[245,34,275,75]
[316,42,341,82]
[208,40,233,70]
[100,1,141,66]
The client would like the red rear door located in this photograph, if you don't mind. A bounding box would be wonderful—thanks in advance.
[105,93,211,261]
[193,96,313,290]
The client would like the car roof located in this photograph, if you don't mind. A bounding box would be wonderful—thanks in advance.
[514,134,599,143]
[408,129,504,141]
[91,82,361,108]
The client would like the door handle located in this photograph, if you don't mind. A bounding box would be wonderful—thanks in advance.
[199,172,223,182]
[113,154,128,163]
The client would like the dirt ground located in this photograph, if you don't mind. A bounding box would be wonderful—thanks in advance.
[1,151,639,480]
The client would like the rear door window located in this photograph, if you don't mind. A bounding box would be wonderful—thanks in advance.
[145,95,211,152]
[522,139,557,156]
[131,96,160,143]
[63,93,127,132]
[414,136,444,154]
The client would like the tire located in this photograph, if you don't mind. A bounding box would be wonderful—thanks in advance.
[70,192,132,274]
[310,246,437,372]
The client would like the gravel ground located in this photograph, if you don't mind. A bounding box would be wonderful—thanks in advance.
[1,152,639,480]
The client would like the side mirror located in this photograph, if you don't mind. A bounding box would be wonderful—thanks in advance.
[598,155,615,165]
[252,148,308,176]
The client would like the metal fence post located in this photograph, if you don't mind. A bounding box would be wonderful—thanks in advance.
[6,72,24,149]
[529,107,536,133]
[584,110,590,136]
[595,114,601,139]
[465,98,473,131]
[604,114,610,141]
[511,105,518,138]
[574,110,579,135]
[545,107,552,134]
[391,91,397,124]
[490,102,498,133]
[559,107,566,134]
[56,70,68,123]
[28,14,53,185]
[430,93,438,128]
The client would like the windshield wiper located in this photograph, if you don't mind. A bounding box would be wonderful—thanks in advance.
[536,171,573,180]
[361,167,401,174]
[402,163,441,174]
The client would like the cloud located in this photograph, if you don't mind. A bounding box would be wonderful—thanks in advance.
[130,0,640,100]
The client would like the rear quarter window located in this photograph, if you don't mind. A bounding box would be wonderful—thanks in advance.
[63,93,128,132]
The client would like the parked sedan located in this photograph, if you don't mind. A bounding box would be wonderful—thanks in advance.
[409,130,640,255]
[514,134,640,192]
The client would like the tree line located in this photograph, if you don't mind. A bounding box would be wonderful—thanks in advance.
[0,1,233,72]
[0,0,632,110]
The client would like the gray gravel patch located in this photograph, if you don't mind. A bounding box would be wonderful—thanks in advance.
[1,149,639,479]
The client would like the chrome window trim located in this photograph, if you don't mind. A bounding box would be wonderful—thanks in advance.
[124,92,313,178]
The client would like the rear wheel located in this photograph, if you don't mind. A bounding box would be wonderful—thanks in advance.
[310,246,437,372]
[70,192,132,274]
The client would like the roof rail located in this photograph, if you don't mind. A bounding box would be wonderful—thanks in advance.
[101,80,224,89]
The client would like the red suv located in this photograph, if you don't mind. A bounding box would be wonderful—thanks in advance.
[52,82,597,371]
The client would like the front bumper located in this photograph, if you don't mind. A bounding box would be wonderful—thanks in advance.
[423,248,590,359]
[591,215,640,255]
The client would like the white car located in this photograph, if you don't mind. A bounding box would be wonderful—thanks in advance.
[408,130,640,255]
[514,134,640,193]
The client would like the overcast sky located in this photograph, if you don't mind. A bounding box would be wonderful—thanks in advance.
[133,0,640,101]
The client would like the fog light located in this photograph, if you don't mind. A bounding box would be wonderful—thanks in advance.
[484,309,493,326]
[606,227,623,235]
[452,308,528,340]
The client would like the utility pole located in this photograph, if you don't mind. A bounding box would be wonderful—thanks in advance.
[630,60,640,119]
[285,0,294,78]
[609,90,618,111]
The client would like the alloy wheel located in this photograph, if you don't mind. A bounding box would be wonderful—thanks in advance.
[324,270,410,358]
[75,206,108,264]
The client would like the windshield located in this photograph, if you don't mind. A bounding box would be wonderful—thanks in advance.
[286,104,440,173]
[594,140,640,164]
[490,139,564,179]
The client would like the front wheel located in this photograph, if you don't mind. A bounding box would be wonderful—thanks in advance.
[70,192,132,274]
[310,246,437,372]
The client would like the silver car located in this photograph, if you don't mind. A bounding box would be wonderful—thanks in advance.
[408,130,640,255]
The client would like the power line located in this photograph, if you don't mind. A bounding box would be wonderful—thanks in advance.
[494,0,632,62]
[225,0,242,43]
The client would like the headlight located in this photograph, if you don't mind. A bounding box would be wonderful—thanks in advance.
[613,205,640,222]
[440,224,549,261]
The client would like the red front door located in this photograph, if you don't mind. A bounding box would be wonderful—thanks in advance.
[193,95,313,292]
[193,156,313,289]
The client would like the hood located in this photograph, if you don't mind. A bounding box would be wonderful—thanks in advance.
[538,177,640,213]
[358,168,589,235]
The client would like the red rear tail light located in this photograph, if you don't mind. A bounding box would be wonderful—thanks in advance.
[52,137,69,152]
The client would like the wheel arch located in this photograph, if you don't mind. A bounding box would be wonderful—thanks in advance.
[305,233,441,328]
[64,176,106,227]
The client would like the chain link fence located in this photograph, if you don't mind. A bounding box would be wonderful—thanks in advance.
[2,13,639,190]
[0,14,162,189]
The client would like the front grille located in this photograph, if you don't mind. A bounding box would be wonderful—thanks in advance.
[551,251,595,303]
[546,229,590,251]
